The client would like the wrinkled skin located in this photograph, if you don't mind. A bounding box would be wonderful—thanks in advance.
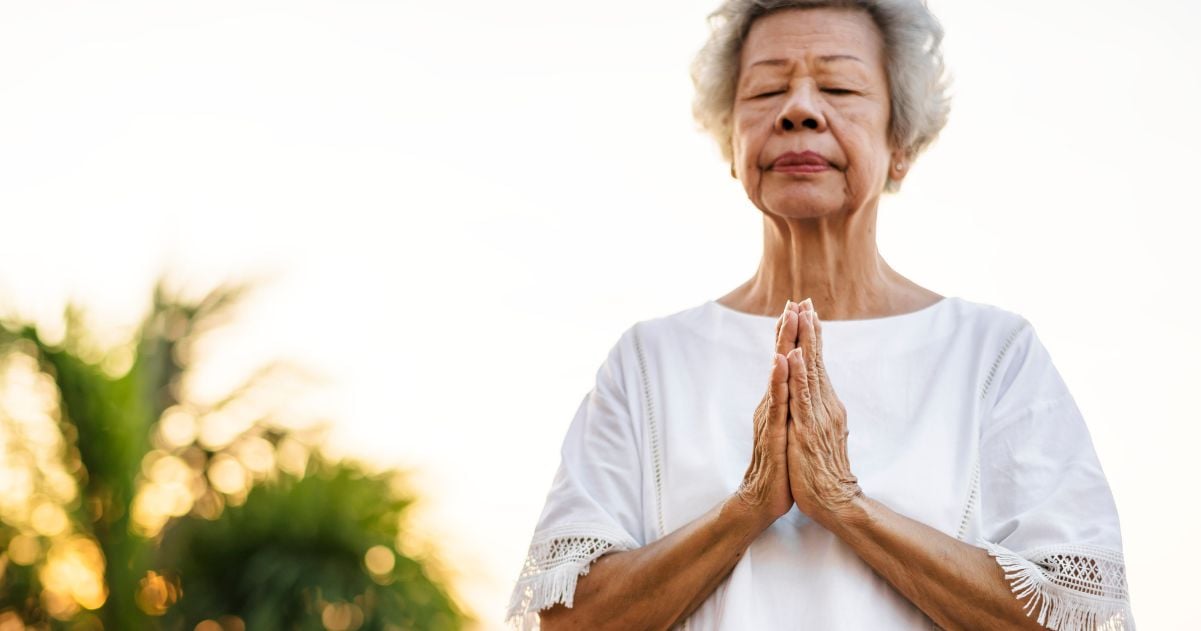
[738,298,862,529]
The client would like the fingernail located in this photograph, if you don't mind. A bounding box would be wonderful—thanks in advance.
[801,298,813,310]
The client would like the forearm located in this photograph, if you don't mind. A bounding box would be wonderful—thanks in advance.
[827,494,1044,631]
[539,493,768,631]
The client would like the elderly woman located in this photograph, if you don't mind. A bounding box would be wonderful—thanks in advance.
[506,1,1134,629]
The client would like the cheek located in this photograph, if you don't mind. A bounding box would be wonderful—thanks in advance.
[731,117,758,167]
[731,116,767,189]
[827,110,890,191]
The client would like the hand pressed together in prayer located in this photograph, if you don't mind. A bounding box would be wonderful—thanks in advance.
[785,299,865,528]
[737,298,864,530]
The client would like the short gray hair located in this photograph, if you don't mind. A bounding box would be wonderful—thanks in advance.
[691,0,952,192]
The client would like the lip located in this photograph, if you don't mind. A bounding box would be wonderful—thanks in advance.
[770,150,832,173]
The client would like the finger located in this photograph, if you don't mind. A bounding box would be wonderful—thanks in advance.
[812,309,824,356]
[769,353,789,426]
[775,300,790,340]
[776,309,798,357]
[787,348,812,424]
[811,312,838,402]
[800,311,823,410]
[788,301,804,347]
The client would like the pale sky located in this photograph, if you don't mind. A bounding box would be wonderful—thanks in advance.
[1,0,1198,628]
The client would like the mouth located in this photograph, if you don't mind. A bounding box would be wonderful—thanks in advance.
[769,151,833,173]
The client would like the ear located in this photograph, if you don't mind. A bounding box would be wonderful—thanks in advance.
[728,141,743,181]
[888,148,912,183]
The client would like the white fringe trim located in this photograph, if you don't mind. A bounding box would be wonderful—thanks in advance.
[979,538,1136,630]
[505,523,639,630]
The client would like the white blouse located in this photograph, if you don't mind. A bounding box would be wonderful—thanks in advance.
[506,297,1134,630]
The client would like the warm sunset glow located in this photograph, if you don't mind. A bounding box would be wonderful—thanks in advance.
[0,1,1194,628]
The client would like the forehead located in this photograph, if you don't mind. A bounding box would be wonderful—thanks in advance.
[739,7,886,74]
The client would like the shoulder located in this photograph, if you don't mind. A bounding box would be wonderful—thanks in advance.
[938,297,1038,369]
[627,301,714,337]
[945,297,1070,418]
[592,302,711,391]
[613,301,716,356]
[941,296,1031,344]
[596,301,731,396]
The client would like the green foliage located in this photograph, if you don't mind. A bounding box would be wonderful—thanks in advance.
[158,463,463,631]
[0,279,469,630]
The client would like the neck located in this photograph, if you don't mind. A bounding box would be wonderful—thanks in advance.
[720,204,938,320]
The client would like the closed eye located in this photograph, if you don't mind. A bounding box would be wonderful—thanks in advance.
[822,88,856,95]
[752,90,786,99]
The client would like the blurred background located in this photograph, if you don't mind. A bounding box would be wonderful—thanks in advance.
[0,0,1197,629]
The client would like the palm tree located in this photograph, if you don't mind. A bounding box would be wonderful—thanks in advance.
[0,278,469,630]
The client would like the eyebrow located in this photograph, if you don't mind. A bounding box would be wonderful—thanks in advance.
[748,54,865,68]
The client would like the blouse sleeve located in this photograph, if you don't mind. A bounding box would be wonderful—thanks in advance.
[505,330,644,630]
[976,320,1136,630]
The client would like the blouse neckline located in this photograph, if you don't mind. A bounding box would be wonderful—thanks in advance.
[706,296,954,329]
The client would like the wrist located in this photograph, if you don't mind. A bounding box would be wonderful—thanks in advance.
[822,490,875,538]
[724,491,776,535]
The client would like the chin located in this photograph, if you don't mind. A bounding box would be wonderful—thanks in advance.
[757,187,847,220]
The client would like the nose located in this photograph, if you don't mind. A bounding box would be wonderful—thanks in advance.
[775,82,826,133]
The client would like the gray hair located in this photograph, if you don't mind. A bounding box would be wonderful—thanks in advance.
[691,0,952,192]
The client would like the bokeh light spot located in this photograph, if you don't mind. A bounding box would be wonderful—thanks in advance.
[8,534,40,565]
[364,545,395,576]
[207,454,248,495]
[320,601,363,631]
[234,436,275,476]
[159,406,198,449]
[276,437,309,477]
[31,502,68,537]
[39,536,107,612]
[135,570,181,616]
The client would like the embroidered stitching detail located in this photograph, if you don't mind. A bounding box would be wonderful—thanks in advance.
[634,324,689,631]
[956,321,1028,542]
[505,522,639,630]
[633,323,667,540]
[979,320,1029,402]
[979,538,1135,630]
[955,459,979,541]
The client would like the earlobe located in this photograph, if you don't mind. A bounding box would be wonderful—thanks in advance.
[890,153,909,180]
